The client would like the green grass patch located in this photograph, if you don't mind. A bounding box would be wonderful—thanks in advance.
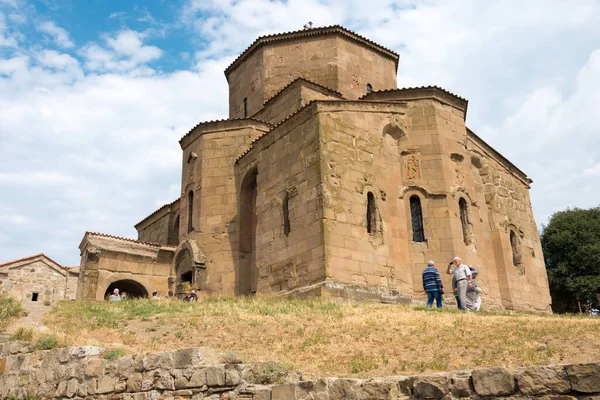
[36,334,60,350]
[349,351,379,373]
[103,348,126,360]
[10,327,34,341]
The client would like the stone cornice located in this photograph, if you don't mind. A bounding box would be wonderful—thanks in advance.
[179,118,272,150]
[224,25,400,78]
[360,86,468,120]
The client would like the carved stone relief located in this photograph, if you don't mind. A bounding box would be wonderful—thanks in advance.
[403,154,420,180]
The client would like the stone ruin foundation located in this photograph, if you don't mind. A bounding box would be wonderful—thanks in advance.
[1,342,599,399]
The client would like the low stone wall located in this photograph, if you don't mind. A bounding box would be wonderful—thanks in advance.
[1,342,599,399]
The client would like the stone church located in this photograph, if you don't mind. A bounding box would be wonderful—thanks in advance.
[77,26,551,312]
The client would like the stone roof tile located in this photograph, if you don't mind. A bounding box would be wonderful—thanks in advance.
[225,25,399,77]
[84,232,177,248]
[358,85,467,102]
[179,118,273,145]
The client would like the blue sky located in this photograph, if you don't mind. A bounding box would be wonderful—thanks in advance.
[1,0,600,265]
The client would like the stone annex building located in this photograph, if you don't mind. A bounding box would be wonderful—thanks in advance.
[74,26,551,312]
[0,254,78,303]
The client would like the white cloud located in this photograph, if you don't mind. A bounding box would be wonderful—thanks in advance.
[109,11,126,20]
[37,20,74,48]
[0,11,18,47]
[80,29,162,73]
[1,0,600,266]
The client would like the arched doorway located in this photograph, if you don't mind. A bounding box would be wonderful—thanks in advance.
[104,280,149,299]
[238,168,258,295]
[175,248,194,295]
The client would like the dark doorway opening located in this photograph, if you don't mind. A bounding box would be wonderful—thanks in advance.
[181,271,193,285]
[31,293,39,302]
[239,168,258,295]
[104,280,149,299]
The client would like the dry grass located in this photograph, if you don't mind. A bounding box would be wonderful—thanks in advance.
[42,296,600,377]
[0,293,27,331]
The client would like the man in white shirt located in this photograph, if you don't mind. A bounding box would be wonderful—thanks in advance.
[109,288,121,302]
[447,257,472,310]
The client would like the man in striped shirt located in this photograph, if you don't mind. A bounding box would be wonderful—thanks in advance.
[422,260,444,308]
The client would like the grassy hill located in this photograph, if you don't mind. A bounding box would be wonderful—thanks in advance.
[41,296,600,377]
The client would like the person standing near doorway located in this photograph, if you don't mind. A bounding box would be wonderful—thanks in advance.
[110,288,121,302]
[447,257,472,310]
[422,260,443,308]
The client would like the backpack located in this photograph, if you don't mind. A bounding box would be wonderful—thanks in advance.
[468,265,478,278]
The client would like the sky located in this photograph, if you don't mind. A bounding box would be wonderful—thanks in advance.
[1,0,599,266]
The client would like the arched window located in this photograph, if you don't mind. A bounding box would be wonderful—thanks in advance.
[410,195,425,242]
[283,192,290,237]
[366,83,373,94]
[510,230,521,266]
[243,97,248,118]
[187,190,194,233]
[459,198,470,245]
[367,192,377,234]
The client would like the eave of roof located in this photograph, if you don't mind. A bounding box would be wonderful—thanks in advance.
[258,77,344,109]
[359,86,468,120]
[466,127,530,182]
[179,118,273,149]
[0,253,62,269]
[134,198,180,229]
[225,25,400,78]
[236,99,408,164]
[81,232,177,249]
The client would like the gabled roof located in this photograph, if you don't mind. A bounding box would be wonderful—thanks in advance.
[225,25,400,78]
[259,77,344,108]
[359,86,468,119]
[81,232,177,248]
[134,198,180,229]
[0,253,68,276]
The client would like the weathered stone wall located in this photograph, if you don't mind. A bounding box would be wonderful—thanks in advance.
[178,120,271,295]
[77,234,174,300]
[318,101,419,301]
[2,343,600,400]
[228,31,397,120]
[336,36,397,100]
[136,200,181,247]
[0,258,71,303]
[228,49,264,119]
[314,95,551,311]
[236,104,325,295]
[66,270,78,300]
[467,132,551,311]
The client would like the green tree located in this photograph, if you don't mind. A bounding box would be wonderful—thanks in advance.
[541,206,600,313]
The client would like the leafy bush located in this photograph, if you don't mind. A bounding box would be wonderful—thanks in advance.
[36,334,59,350]
[220,350,243,364]
[10,327,34,341]
[44,300,51,306]
[103,348,126,360]
[542,206,600,312]
[0,294,27,320]
[249,361,291,384]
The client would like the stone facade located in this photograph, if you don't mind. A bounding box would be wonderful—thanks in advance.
[80,25,551,311]
[77,233,175,300]
[2,343,600,399]
[0,254,78,303]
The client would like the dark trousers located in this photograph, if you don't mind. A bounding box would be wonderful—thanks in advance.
[426,289,443,308]
[455,295,462,310]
